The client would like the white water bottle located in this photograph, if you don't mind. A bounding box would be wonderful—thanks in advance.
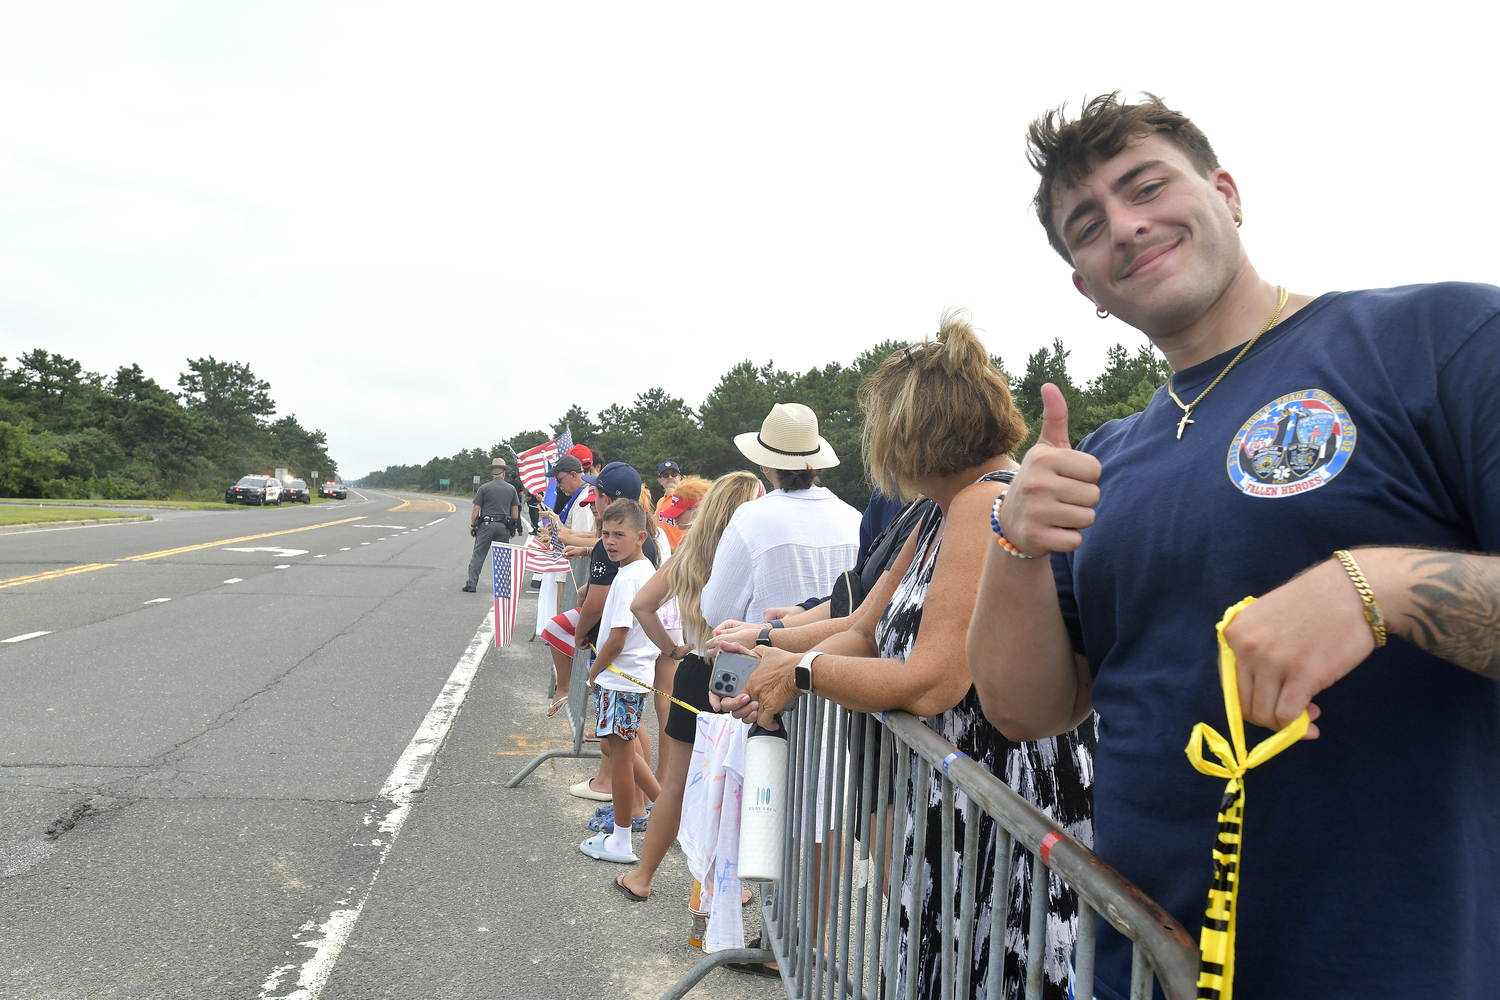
[739,722,787,882]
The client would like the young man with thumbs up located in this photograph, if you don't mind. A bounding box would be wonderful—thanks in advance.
[968,93,1500,1000]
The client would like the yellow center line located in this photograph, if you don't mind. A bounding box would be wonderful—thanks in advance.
[119,515,368,561]
[0,563,120,591]
[0,516,370,590]
[387,495,455,513]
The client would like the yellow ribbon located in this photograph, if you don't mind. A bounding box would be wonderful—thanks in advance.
[1184,596,1309,1000]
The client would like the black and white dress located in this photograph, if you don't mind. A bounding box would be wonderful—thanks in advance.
[876,470,1097,1000]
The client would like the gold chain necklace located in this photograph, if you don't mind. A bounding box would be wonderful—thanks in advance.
[1166,285,1289,440]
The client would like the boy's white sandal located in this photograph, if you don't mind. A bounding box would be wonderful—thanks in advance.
[579,833,637,864]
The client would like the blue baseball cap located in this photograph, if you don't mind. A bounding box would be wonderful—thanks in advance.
[657,460,681,476]
[582,461,642,501]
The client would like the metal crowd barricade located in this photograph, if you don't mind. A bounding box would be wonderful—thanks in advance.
[660,696,1199,1000]
[506,554,602,787]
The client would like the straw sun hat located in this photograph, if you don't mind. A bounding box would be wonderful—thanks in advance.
[734,402,840,471]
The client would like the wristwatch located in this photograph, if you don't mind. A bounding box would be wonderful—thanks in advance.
[768,620,785,629]
[795,651,822,695]
[757,626,774,648]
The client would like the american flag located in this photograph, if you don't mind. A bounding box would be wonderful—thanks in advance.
[541,427,573,511]
[523,537,571,574]
[492,543,526,647]
[512,427,571,499]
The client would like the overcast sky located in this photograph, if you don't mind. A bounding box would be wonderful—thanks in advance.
[1,2,1494,479]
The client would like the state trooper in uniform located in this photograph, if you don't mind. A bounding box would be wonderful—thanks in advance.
[463,457,521,593]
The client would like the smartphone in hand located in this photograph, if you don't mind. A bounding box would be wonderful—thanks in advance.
[711,651,763,699]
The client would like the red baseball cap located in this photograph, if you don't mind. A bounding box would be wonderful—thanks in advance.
[660,493,701,519]
[567,444,593,465]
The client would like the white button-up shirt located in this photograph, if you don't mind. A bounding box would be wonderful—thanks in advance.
[700,486,862,627]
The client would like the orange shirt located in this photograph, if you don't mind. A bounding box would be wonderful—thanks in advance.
[654,494,685,551]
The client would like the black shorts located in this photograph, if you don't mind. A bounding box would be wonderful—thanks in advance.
[665,653,713,744]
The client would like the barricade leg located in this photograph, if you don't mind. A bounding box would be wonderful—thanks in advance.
[506,636,598,787]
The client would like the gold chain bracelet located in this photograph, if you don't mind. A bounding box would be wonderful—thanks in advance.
[1334,549,1387,648]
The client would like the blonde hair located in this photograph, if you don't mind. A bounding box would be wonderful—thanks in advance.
[666,471,763,649]
[665,475,712,507]
[859,310,1027,501]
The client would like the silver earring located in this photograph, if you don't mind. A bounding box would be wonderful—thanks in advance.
[1095,307,1109,319]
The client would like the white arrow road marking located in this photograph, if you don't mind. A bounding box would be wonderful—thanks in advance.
[2,631,51,643]
[257,608,494,1000]
[223,547,310,558]
[143,598,171,604]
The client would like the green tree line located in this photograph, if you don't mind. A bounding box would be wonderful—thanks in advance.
[356,337,1170,512]
[0,350,338,500]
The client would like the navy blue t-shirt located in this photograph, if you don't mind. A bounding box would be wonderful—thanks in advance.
[1054,284,1500,1000]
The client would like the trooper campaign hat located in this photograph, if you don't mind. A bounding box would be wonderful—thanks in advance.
[488,457,508,470]
[734,402,840,470]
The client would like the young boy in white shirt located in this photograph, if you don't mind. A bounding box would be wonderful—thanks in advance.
[579,499,662,866]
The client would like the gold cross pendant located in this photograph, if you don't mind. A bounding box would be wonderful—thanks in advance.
[1176,410,1194,440]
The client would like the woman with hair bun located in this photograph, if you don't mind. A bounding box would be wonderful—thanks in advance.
[714,313,1095,1000]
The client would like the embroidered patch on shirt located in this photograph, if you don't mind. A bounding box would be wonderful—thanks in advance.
[1226,389,1356,498]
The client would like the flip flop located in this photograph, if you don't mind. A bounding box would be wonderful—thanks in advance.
[579,832,637,864]
[568,780,612,802]
[545,696,568,718]
[614,873,649,902]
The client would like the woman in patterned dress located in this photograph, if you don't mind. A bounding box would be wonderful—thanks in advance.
[714,312,1096,999]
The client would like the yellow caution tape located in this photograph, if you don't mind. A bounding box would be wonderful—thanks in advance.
[602,663,701,715]
[1185,596,1309,1000]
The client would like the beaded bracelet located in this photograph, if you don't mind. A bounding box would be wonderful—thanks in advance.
[989,493,1035,559]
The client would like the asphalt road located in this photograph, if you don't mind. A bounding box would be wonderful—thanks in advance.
[0,491,780,1000]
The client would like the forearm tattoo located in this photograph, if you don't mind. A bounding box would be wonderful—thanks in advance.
[1401,552,1500,680]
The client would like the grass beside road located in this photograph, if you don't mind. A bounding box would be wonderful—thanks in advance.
[0,507,148,527]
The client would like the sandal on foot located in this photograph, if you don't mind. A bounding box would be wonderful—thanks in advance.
[544,696,568,718]
[568,779,612,801]
[614,873,649,901]
[579,832,637,864]
[727,937,779,978]
[587,803,649,832]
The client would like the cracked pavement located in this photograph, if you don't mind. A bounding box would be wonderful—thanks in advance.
[0,491,779,1000]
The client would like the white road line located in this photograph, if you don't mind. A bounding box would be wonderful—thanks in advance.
[143,598,171,604]
[258,608,494,1000]
[339,548,350,551]
[223,578,243,584]
[275,564,291,569]
[359,542,369,546]
[2,631,52,644]
[425,519,444,526]
[314,554,327,559]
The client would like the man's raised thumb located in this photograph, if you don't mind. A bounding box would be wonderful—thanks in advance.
[1038,383,1072,450]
